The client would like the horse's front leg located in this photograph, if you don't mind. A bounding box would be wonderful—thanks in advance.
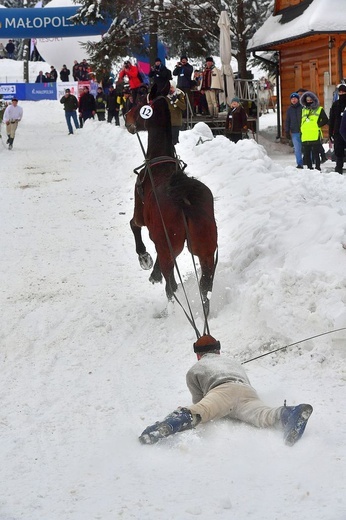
[130,217,153,270]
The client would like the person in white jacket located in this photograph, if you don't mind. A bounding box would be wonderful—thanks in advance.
[139,335,313,446]
[201,56,223,118]
[3,98,23,149]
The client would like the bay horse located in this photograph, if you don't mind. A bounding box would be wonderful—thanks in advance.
[125,82,218,315]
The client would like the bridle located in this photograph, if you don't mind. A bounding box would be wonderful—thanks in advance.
[125,94,167,134]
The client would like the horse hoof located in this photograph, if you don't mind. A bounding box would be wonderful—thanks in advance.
[149,273,163,284]
[138,252,153,270]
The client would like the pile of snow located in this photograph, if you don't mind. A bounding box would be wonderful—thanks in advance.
[1,90,346,519]
[0,58,53,83]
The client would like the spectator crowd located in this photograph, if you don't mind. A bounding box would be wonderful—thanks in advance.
[4,47,344,173]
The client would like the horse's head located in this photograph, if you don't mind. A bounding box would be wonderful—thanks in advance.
[124,86,149,134]
[125,81,171,135]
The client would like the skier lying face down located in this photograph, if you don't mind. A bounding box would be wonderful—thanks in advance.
[139,335,313,446]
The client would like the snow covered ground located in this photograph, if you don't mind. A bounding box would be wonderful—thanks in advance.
[1,63,346,519]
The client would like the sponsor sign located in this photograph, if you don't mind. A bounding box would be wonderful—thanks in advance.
[56,81,79,100]
[25,82,57,101]
[0,7,110,38]
[0,83,26,100]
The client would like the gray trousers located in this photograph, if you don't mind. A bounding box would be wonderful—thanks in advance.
[189,382,282,428]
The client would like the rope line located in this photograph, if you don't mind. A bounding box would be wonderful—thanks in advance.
[242,327,346,364]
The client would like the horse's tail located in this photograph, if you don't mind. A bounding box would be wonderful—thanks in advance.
[167,172,215,219]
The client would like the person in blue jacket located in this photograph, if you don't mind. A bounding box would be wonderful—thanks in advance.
[285,92,303,168]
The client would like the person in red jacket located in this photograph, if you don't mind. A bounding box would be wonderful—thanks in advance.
[118,60,142,104]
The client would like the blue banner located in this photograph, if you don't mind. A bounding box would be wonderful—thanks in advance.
[0,83,58,101]
[0,7,111,38]
[25,82,57,101]
[0,83,26,101]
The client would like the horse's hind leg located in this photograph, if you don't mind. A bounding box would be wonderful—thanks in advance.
[147,255,178,303]
[149,257,163,284]
[130,217,153,270]
[199,256,216,316]
[154,249,178,300]
[148,257,177,302]
[166,270,178,299]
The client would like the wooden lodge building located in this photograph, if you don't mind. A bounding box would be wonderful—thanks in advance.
[248,0,346,138]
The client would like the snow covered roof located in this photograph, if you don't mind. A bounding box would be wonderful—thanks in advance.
[248,0,346,51]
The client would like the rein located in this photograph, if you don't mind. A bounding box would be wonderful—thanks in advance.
[143,156,202,338]
[242,327,346,364]
[181,210,219,336]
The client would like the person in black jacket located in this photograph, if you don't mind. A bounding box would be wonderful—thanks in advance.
[149,58,172,93]
[224,97,248,143]
[95,86,107,121]
[35,71,47,83]
[173,56,193,113]
[50,66,58,82]
[60,65,70,82]
[5,40,15,59]
[99,68,114,94]
[79,86,96,123]
[285,92,303,168]
[60,88,79,135]
[72,60,79,81]
[329,84,346,174]
[106,85,120,126]
[340,109,346,143]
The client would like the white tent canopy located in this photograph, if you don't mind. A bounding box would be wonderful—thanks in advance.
[218,11,235,106]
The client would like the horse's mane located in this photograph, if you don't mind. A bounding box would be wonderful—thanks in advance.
[146,95,174,158]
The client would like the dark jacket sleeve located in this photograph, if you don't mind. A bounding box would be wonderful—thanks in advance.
[317,108,329,128]
[329,103,337,137]
[340,112,346,142]
[285,108,291,134]
[241,107,248,129]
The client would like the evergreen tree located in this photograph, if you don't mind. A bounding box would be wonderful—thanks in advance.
[2,0,49,7]
[71,0,274,76]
